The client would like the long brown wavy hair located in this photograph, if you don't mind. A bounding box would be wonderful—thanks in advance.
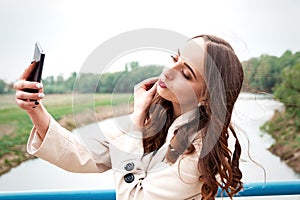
[143,34,244,199]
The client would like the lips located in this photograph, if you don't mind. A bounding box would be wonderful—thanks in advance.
[158,79,167,88]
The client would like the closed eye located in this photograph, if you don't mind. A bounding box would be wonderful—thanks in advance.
[177,49,197,80]
[171,54,195,80]
[181,69,191,80]
[184,63,196,79]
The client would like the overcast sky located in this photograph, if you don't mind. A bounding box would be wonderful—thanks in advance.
[1,0,300,82]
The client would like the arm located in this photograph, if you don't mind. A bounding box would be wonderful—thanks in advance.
[14,62,110,173]
[14,61,49,140]
[27,116,110,173]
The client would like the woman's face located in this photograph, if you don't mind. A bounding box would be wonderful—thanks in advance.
[157,37,207,112]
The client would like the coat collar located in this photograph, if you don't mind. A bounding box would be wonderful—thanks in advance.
[166,108,200,144]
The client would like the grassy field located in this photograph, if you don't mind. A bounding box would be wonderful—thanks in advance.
[0,93,132,175]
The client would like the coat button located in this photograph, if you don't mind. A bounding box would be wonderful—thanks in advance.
[124,173,135,183]
[124,162,135,171]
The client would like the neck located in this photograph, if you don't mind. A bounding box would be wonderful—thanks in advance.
[172,102,197,118]
[172,103,181,118]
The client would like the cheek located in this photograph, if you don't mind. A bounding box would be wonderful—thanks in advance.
[176,89,198,104]
[173,81,206,105]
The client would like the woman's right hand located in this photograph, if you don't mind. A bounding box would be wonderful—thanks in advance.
[14,61,45,112]
[130,77,158,129]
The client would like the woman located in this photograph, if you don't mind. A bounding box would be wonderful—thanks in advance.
[14,34,244,200]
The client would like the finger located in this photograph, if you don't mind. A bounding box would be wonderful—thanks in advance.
[135,77,159,91]
[147,81,157,96]
[143,77,159,88]
[16,98,40,109]
[38,81,44,93]
[14,80,43,91]
[35,81,45,94]
[19,60,37,80]
[16,90,45,101]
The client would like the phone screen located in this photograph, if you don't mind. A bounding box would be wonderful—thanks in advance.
[24,42,45,93]
[27,42,45,82]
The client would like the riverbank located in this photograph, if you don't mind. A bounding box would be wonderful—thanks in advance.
[261,109,300,173]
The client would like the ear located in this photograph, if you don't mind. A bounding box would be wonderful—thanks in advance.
[199,99,208,107]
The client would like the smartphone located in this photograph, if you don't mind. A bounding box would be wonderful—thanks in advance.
[25,42,45,93]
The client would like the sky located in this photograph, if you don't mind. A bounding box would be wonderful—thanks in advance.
[0,0,300,83]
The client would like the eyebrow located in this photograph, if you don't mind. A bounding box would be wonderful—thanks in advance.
[178,49,197,80]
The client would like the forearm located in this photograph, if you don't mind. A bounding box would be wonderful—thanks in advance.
[130,111,146,131]
[26,104,50,140]
[27,116,112,173]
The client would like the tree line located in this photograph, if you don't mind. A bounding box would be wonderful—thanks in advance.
[242,50,300,129]
[242,50,300,93]
[1,51,299,99]
[44,62,164,94]
[0,62,164,94]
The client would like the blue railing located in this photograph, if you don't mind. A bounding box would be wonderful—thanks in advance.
[0,181,299,199]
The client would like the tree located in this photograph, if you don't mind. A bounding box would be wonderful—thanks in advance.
[274,63,300,110]
[65,72,77,92]
[242,50,300,93]
[125,61,139,71]
[0,79,5,94]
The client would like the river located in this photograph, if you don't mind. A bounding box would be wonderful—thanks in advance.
[0,93,299,193]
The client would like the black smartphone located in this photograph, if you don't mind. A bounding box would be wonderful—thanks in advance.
[25,42,45,93]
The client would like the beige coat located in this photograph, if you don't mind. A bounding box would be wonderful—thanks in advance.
[27,110,203,200]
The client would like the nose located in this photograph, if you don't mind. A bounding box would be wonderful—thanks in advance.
[162,67,176,80]
[163,67,173,80]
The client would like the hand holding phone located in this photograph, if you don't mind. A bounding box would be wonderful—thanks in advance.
[24,42,45,93]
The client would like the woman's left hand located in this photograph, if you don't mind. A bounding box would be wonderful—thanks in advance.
[131,77,158,128]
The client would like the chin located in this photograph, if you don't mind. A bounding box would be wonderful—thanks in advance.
[157,87,166,98]
[157,88,175,103]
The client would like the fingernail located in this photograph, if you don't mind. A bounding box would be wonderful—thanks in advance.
[38,93,45,98]
[34,101,39,105]
[36,83,43,89]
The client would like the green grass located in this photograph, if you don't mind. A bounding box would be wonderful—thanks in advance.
[0,93,131,174]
